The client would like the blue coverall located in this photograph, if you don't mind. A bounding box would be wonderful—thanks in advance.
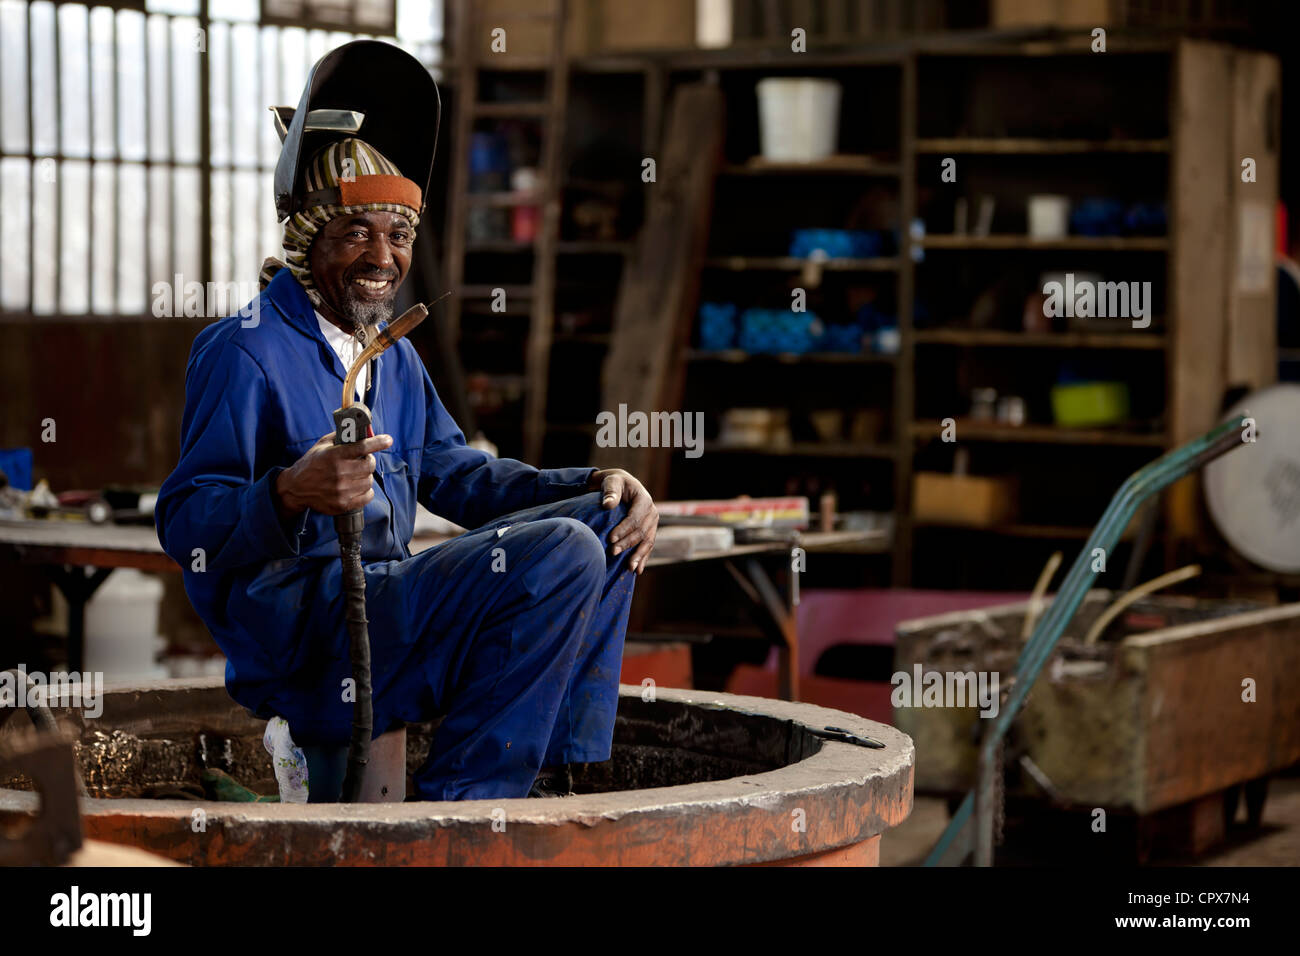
[156,270,636,800]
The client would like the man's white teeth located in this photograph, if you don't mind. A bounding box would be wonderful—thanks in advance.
[354,278,388,290]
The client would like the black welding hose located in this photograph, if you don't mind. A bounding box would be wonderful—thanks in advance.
[1,668,89,797]
[0,669,58,735]
[335,509,372,802]
[330,303,431,803]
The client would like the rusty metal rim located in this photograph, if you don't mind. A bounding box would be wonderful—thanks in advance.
[3,686,915,865]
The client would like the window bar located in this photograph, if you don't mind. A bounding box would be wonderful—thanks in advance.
[110,7,120,312]
[272,25,285,278]
[52,2,62,315]
[228,20,236,287]
[27,5,36,312]
[0,4,7,308]
[256,24,266,286]
[199,0,212,287]
[86,5,96,313]
[142,12,152,316]
[167,14,178,296]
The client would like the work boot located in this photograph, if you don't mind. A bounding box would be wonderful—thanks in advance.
[527,764,573,798]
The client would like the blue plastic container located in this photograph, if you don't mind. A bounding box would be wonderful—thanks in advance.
[698,302,738,351]
[739,309,824,354]
[0,448,32,491]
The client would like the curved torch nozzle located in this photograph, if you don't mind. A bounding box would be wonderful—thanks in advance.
[341,302,431,408]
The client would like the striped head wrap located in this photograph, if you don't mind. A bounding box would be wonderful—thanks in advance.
[259,137,422,312]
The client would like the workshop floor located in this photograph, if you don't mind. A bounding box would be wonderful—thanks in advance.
[882,775,1300,867]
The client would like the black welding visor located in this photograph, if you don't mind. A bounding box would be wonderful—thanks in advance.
[271,39,440,222]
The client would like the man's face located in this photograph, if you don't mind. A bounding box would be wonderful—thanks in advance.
[308,210,414,329]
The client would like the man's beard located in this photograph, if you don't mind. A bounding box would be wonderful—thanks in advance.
[341,295,393,331]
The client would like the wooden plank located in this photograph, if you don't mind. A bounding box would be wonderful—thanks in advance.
[1126,607,1300,814]
[1170,39,1233,445]
[910,421,1167,447]
[595,84,723,496]
[641,61,665,158]
[1226,49,1280,389]
[790,0,813,38]
[444,1,479,354]
[914,137,1171,154]
[704,255,901,271]
[893,50,917,587]
[1164,42,1278,553]
[521,0,569,464]
[913,329,1167,349]
[724,154,901,175]
[919,235,1168,251]
[824,0,851,39]
[1167,40,1234,546]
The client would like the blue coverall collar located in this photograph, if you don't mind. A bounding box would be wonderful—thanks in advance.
[263,268,387,389]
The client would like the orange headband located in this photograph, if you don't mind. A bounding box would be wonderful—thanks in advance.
[301,174,423,213]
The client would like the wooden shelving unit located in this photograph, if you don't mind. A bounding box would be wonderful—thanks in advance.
[629,47,910,588]
[636,34,1277,590]
[438,22,1277,592]
[441,2,662,462]
[898,37,1279,588]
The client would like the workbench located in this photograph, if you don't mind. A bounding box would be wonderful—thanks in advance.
[0,519,885,698]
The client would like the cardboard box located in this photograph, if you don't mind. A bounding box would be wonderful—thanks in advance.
[912,472,1019,527]
[991,0,1112,29]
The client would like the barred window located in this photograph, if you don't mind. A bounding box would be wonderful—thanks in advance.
[0,0,443,319]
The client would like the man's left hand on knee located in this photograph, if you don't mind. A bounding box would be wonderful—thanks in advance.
[587,468,659,574]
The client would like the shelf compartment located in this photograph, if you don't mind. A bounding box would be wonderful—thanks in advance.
[910,420,1167,447]
[917,235,1168,251]
[913,329,1167,349]
[722,155,901,176]
[708,442,898,460]
[704,256,902,271]
[687,349,896,364]
[915,138,1170,154]
[911,520,1136,540]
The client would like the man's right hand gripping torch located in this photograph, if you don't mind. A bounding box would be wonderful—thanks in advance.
[331,302,430,802]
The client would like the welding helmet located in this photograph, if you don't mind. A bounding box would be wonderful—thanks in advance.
[271,39,441,223]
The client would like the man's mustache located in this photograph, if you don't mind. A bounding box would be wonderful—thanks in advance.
[346,266,400,283]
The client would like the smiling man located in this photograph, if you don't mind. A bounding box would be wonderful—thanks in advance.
[155,42,657,801]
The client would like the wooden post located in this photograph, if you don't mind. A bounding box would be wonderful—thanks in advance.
[595,84,723,497]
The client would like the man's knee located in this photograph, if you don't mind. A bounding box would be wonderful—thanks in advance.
[563,492,630,538]
[547,517,606,575]
[513,516,606,584]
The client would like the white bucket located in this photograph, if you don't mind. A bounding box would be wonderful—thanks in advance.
[756,78,842,162]
[1028,195,1071,239]
[83,569,168,681]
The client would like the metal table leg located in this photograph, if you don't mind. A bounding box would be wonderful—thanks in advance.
[724,556,799,701]
[48,566,114,672]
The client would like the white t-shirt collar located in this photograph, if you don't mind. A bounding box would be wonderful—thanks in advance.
[315,311,370,401]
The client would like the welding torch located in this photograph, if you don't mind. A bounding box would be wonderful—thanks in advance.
[332,300,430,802]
